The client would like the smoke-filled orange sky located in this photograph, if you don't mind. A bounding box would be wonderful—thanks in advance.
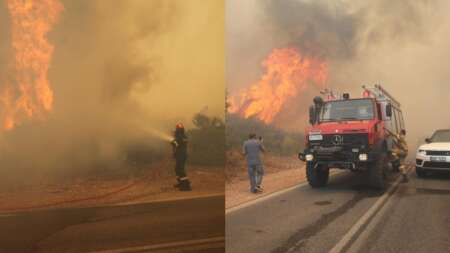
[227,0,450,148]
[0,0,224,179]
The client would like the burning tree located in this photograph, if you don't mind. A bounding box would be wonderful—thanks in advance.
[0,0,63,131]
[228,47,328,124]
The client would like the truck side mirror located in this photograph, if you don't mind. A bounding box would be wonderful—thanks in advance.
[309,106,316,125]
[425,138,432,143]
[386,104,392,117]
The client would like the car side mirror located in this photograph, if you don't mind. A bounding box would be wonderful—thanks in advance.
[425,138,432,143]
[386,104,392,117]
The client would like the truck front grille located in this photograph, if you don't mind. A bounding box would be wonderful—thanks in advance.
[313,146,356,161]
[310,133,369,147]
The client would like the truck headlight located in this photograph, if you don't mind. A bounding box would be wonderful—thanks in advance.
[417,149,426,156]
[305,154,314,161]
[359,153,368,161]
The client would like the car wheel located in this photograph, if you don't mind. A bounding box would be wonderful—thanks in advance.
[416,167,427,178]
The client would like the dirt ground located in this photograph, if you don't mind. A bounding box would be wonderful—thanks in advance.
[0,160,223,213]
[226,150,306,208]
[1,151,307,212]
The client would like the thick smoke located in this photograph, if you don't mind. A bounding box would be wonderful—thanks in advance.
[227,0,450,148]
[0,0,224,185]
[263,0,433,60]
[0,4,9,89]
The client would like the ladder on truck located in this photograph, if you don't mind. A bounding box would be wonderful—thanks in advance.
[362,84,401,108]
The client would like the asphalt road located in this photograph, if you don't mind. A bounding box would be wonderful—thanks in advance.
[0,195,225,253]
[349,171,450,253]
[226,168,450,253]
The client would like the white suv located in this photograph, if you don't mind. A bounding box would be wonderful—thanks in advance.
[416,129,450,177]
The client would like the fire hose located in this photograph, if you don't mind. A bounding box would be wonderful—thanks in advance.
[0,165,166,214]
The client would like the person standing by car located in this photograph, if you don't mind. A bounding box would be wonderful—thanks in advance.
[171,123,191,191]
[390,129,409,182]
[242,134,265,193]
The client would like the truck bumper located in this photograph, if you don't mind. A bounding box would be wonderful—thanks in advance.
[300,147,379,171]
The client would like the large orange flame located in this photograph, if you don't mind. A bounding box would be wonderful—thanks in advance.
[0,0,63,131]
[228,47,328,124]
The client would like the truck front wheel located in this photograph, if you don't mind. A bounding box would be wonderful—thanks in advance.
[306,162,329,188]
[368,154,387,190]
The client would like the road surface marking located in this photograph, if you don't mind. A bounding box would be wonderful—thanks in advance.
[88,236,224,253]
[328,174,404,253]
[226,171,344,215]
[346,187,398,253]
[113,193,224,206]
[226,182,308,214]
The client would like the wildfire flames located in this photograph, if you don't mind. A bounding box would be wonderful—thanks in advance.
[228,47,328,124]
[0,0,63,131]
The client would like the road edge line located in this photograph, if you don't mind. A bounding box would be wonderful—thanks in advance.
[226,171,345,215]
[226,181,308,215]
[328,176,402,253]
[87,236,225,253]
[113,193,225,207]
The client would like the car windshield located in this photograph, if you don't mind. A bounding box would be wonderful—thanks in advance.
[431,130,450,142]
[319,99,374,122]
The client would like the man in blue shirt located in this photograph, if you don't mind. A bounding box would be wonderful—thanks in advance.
[242,133,266,193]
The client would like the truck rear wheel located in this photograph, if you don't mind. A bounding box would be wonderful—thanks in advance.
[306,162,329,188]
[368,154,387,190]
[391,160,400,173]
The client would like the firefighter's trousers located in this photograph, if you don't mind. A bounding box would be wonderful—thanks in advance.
[392,148,408,175]
[175,156,187,178]
[174,156,191,191]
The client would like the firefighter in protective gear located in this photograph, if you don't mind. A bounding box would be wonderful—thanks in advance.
[171,123,191,191]
[389,129,409,182]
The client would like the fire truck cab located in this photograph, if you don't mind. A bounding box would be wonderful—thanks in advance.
[299,85,405,189]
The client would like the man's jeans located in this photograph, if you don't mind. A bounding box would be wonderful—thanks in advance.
[248,164,264,192]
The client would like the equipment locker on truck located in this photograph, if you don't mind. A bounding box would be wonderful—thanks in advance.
[299,85,405,189]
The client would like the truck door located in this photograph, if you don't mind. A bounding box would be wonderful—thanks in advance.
[383,102,395,150]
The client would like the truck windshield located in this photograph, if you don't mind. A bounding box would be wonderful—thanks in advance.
[431,130,450,142]
[319,99,374,122]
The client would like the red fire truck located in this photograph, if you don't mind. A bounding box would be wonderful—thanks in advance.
[299,85,405,189]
